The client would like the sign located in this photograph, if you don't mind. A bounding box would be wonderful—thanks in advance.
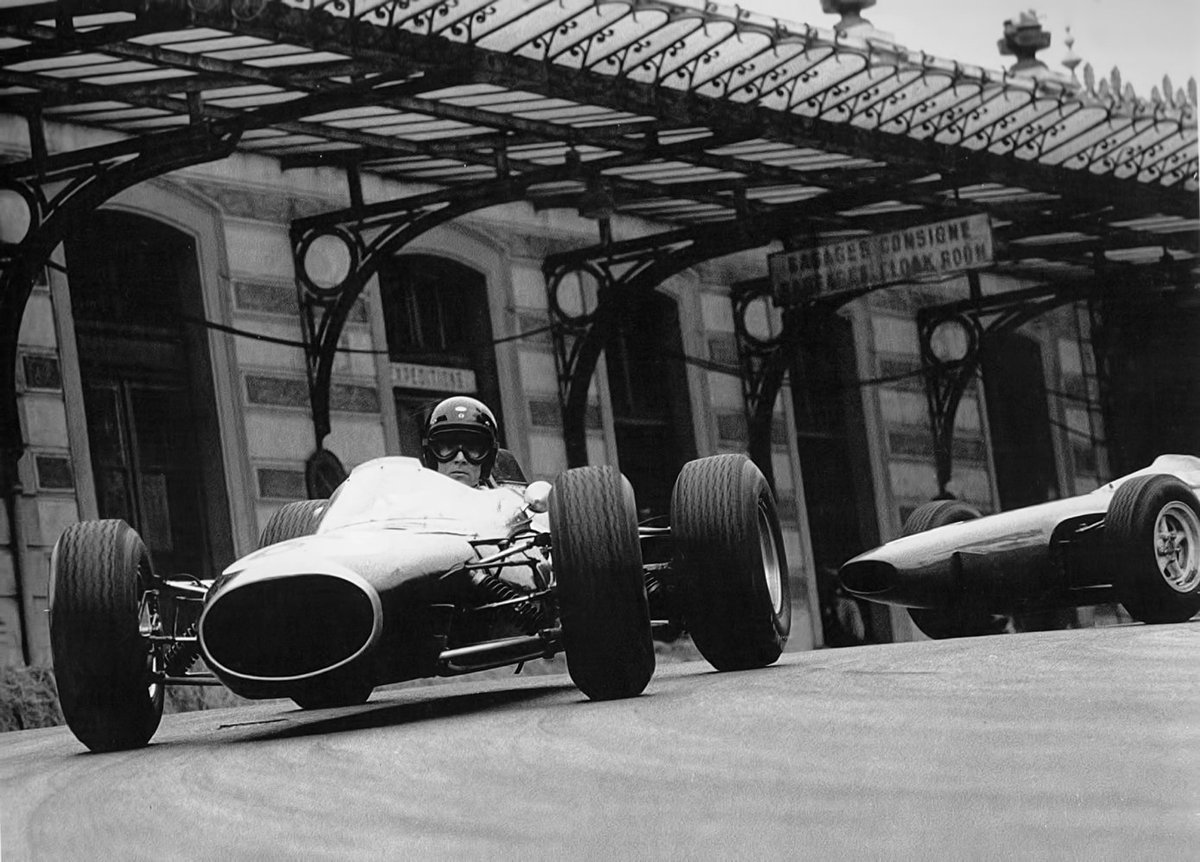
[390,362,477,394]
[769,213,994,306]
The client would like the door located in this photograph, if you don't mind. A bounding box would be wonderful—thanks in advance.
[83,376,208,576]
[65,210,232,578]
[791,311,888,645]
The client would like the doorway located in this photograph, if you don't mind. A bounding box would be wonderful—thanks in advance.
[64,211,232,578]
[790,310,887,645]
[378,255,502,457]
[605,293,696,521]
[981,332,1059,509]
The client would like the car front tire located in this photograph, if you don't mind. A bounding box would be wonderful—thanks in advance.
[550,465,654,700]
[1108,474,1200,624]
[49,520,165,752]
[671,454,791,671]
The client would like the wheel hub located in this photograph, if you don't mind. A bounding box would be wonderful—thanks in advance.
[1155,501,1200,593]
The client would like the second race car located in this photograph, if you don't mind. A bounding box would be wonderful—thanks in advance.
[838,454,1200,638]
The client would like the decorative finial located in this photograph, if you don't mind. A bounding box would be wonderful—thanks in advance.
[998,9,1052,75]
[1061,25,1081,80]
[821,0,876,32]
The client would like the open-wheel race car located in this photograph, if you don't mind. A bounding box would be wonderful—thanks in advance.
[838,454,1200,639]
[49,453,790,752]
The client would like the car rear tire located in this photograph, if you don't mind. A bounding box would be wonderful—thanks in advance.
[49,520,165,752]
[258,499,327,549]
[901,500,1009,640]
[1107,474,1200,624]
[550,466,654,700]
[671,454,791,671]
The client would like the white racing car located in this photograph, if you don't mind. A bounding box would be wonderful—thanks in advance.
[839,455,1200,638]
[49,453,790,751]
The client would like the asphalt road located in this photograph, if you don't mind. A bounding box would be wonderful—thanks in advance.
[2,622,1198,860]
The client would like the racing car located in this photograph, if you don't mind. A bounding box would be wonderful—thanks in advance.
[48,453,790,752]
[838,454,1200,639]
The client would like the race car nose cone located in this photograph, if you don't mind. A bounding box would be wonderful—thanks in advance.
[200,562,382,693]
[839,557,897,595]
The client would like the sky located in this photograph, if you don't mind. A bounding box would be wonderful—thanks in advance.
[741,0,1199,96]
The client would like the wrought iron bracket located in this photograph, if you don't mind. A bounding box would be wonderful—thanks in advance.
[289,163,591,447]
[0,120,241,490]
[917,308,984,499]
[913,264,1172,498]
[543,222,769,469]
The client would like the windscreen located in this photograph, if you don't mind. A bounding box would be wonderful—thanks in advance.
[318,456,525,535]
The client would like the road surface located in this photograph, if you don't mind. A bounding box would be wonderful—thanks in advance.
[2,622,1198,859]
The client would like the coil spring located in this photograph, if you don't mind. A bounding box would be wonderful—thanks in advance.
[472,572,542,631]
[163,623,201,676]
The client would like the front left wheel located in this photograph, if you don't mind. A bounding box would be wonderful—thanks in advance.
[49,520,165,752]
[291,673,374,710]
[1108,474,1200,624]
[550,466,654,700]
[671,454,791,671]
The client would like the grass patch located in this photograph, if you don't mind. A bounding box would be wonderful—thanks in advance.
[0,665,64,732]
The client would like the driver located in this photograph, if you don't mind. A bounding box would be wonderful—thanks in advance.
[421,395,499,488]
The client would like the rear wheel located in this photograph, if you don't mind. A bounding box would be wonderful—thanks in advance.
[49,520,165,752]
[550,466,654,700]
[1108,474,1200,624]
[258,499,326,549]
[671,454,791,671]
[901,501,1008,640]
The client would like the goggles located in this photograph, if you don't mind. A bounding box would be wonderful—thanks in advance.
[428,430,492,464]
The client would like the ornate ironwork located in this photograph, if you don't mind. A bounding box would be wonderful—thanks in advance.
[917,308,984,500]
[915,258,1188,498]
[290,161,597,445]
[0,121,241,490]
[731,281,794,479]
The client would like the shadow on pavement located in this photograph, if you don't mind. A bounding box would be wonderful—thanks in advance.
[221,680,581,743]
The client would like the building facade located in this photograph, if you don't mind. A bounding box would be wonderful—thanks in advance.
[2,116,1151,666]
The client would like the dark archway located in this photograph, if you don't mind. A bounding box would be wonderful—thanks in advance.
[64,210,233,578]
[981,332,1060,509]
[605,292,696,521]
[791,309,888,645]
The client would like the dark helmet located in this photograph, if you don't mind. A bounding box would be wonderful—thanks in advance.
[421,395,499,481]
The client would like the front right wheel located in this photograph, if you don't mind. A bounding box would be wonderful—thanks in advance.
[671,454,791,671]
[550,466,655,700]
[49,520,165,752]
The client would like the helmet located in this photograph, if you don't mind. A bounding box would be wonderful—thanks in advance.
[421,396,499,481]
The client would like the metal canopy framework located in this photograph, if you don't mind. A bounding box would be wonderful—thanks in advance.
[2,0,1198,482]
